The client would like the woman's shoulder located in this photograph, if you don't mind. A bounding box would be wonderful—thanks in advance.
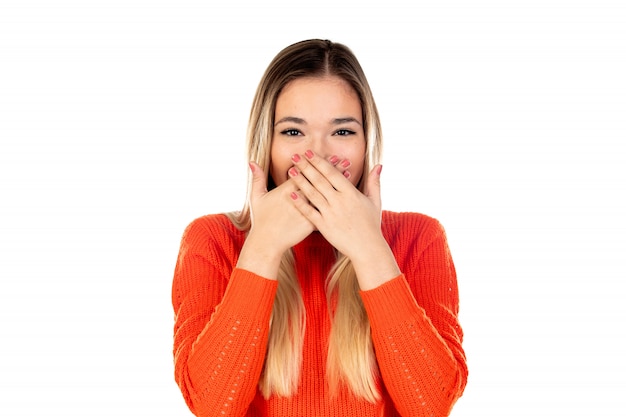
[381,210,444,233]
[381,210,448,247]
[381,211,452,265]
[181,212,246,244]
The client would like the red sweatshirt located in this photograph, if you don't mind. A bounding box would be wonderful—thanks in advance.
[172,211,467,417]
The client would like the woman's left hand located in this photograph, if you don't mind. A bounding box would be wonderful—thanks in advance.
[289,150,401,290]
[287,150,384,261]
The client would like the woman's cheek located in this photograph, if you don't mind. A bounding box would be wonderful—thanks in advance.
[269,158,293,187]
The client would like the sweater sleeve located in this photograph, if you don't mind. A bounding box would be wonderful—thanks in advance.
[360,216,467,417]
[172,217,278,417]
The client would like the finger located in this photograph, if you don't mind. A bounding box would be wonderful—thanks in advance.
[297,150,352,193]
[281,177,312,204]
[288,166,329,210]
[365,164,383,209]
[332,156,352,179]
[328,155,341,167]
[290,189,323,225]
[249,161,268,199]
[291,153,337,196]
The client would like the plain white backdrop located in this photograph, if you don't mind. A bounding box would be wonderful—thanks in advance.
[1,0,624,415]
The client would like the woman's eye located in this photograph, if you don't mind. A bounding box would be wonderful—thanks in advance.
[334,129,355,136]
[281,129,302,136]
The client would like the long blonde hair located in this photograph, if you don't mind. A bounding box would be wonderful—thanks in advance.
[226,39,383,402]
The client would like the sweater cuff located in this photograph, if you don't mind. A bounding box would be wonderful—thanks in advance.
[360,274,424,330]
[218,268,279,319]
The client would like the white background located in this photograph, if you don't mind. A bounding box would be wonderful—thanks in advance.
[1,0,624,416]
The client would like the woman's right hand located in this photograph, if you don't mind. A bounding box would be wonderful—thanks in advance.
[235,162,315,279]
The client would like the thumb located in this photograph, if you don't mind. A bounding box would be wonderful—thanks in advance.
[365,164,383,207]
[249,161,268,199]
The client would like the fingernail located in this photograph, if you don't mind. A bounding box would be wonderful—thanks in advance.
[290,192,298,200]
[377,165,383,176]
[341,159,350,168]
[248,162,255,173]
[329,155,339,165]
[291,154,301,163]
[343,170,351,179]
[288,167,298,177]
[305,150,314,159]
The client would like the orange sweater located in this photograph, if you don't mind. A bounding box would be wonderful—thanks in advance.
[172,211,467,417]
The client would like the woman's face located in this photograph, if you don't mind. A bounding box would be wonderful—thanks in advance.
[270,76,366,187]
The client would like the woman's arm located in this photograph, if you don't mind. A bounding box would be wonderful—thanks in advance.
[286,153,467,415]
[173,162,317,416]
[360,217,467,417]
[172,218,278,417]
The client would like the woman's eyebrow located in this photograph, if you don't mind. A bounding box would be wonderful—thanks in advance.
[332,117,362,126]
[275,116,306,126]
[275,116,362,126]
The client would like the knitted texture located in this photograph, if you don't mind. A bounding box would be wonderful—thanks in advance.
[172,211,467,417]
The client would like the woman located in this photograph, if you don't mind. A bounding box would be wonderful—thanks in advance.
[172,39,467,417]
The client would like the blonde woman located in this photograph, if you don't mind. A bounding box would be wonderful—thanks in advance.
[172,39,467,417]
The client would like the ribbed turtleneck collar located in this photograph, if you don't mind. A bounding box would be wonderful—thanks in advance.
[291,231,337,269]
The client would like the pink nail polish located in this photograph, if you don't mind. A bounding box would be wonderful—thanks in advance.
[305,150,314,159]
[343,170,351,179]
[329,155,339,164]
[288,167,298,177]
[292,154,301,162]
[290,192,298,200]
[341,159,350,168]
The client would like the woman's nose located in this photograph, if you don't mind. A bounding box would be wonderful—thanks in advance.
[309,138,331,160]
